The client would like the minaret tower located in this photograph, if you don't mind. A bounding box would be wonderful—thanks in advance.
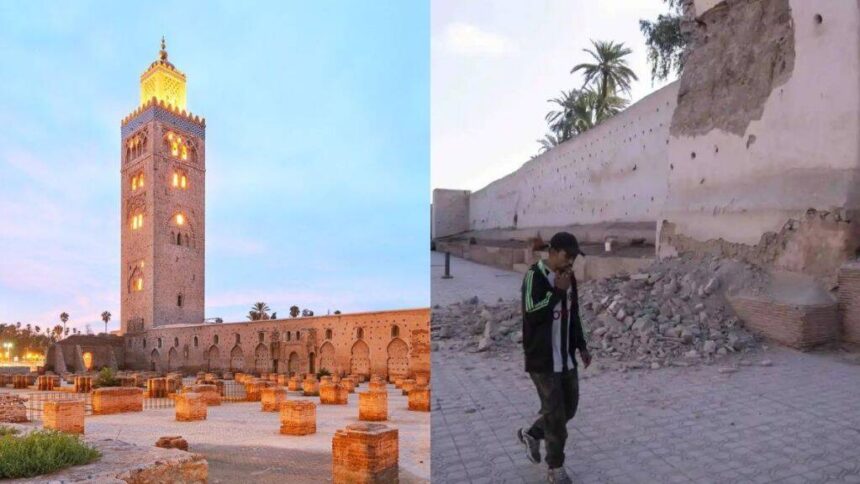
[120,38,205,334]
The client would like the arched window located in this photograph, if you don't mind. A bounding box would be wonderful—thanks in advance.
[177,294,183,307]
[213,334,219,344]
[131,173,145,191]
[167,132,188,160]
[235,333,240,344]
[133,277,144,292]
[193,336,199,347]
[391,325,399,338]
[356,327,364,339]
[174,337,179,347]
[157,337,162,348]
[325,329,332,340]
[171,171,188,189]
[296,331,301,340]
[286,332,291,342]
[143,339,147,348]
[176,233,182,245]
[130,213,144,230]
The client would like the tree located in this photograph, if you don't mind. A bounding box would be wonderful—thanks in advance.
[640,0,688,81]
[289,306,300,318]
[270,312,277,319]
[334,310,341,315]
[52,324,63,341]
[537,133,563,154]
[571,40,638,114]
[59,312,69,334]
[101,311,111,335]
[64,327,69,337]
[247,302,271,321]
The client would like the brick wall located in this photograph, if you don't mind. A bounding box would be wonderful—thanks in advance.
[837,262,860,344]
[729,296,840,349]
[92,387,144,415]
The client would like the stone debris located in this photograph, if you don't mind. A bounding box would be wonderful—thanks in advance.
[432,254,767,369]
[155,435,189,451]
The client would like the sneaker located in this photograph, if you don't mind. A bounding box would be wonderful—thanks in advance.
[516,427,541,464]
[547,466,573,484]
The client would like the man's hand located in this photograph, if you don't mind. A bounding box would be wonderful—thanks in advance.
[555,271,572,291]
[579,348,592,369]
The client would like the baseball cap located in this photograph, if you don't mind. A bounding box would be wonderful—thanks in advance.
[549,232,585,257]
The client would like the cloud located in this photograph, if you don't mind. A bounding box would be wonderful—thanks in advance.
[438,22,517,57]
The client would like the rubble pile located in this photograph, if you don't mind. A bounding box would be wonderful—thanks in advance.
[432,255,768,369]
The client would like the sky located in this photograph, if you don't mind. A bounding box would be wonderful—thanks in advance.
[0,1,429,334]
[432,0,676,195]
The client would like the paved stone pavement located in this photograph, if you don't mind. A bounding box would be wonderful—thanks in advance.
[431,254,860,483]
[432,251,522,306]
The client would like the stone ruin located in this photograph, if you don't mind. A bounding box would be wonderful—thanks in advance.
[433,253,777,370]
[0,394,28,423]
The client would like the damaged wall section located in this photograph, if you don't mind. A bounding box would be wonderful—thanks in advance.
[661,0,860,279]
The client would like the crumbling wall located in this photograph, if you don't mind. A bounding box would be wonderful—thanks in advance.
[661,0,860,278]
[467,82,678,231]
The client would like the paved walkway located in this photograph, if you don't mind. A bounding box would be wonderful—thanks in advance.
[431,256,860,483]
[431,251,521,306]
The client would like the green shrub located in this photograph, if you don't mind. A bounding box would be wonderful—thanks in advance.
[0,430,100,478]
[316,368,331,379]
[0,426,19,437]
[93,367,119,388]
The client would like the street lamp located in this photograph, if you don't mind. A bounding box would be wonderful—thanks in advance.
[2,342,12,360]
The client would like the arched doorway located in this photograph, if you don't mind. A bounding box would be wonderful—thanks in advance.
[207,345,220,370]
[254,343,270,374]
[350,340,371,378]
[168,347,178,371]
[150,349,160,372]
[319,342,336,373]
[386,338,409,381]
[288,352,300,376]
[230,345,245,372]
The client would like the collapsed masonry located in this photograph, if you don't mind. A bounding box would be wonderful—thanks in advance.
[432,0,860,349]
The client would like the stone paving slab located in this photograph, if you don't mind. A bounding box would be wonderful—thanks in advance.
[431,346,860,483]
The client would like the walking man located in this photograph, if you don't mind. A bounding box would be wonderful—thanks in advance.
[517,232,591,484]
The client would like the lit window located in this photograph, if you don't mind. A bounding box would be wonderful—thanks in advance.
[131,173,144,191]
[131,213,144,230]
[172,172,188,189]
[168,132,188,160]
[176,213,184,225]
[135,277,143,291]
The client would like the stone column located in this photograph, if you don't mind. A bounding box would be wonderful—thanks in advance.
[359,391,388,421]
[261,387,287,412]
[408,385,430,412]
[320,381,348,405]
[280,400,316,435]
[73,376,93,393]
[43,400,85,434]
[332,423,398,483]
[176,392,207,421]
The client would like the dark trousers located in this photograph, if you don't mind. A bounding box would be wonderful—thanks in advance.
[527,369,579,468]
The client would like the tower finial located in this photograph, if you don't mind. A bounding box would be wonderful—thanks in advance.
[159,36,168,61]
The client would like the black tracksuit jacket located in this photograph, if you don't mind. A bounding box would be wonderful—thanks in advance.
[521,261,588,373]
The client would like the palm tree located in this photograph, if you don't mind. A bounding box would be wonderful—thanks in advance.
[545,89,580,142]
[289,306,300,318]
[571,40,638,115]
[60,312,69,334]
[101,311,111,335]
[247,302,271,321]
[52,324,63,341]
[537,133,563,153]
